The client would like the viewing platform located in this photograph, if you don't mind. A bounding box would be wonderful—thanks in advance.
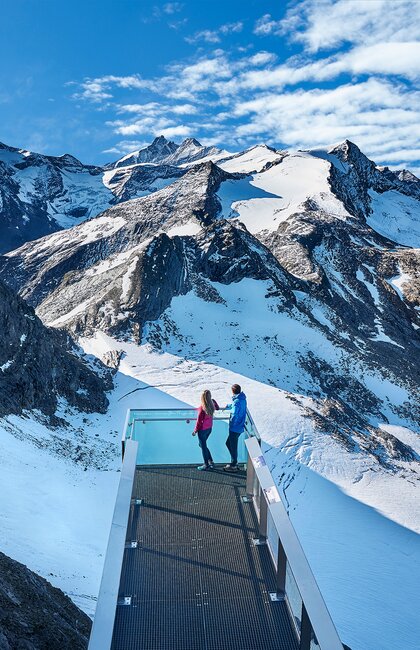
[88,408,345,650]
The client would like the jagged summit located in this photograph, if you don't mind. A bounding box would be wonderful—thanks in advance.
[112,135,179,168]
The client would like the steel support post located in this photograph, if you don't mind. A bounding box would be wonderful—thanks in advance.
[276,539,287,598]
[300,603,312,650]
[245,453,255,500]
[258,487,268,542]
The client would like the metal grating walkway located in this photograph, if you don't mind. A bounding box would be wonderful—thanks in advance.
[111,466,299,650]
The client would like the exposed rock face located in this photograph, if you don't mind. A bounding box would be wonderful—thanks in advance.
[0,551,91,650]
[0,281,110,418]
[106,163,185,201]
[327,140,420,221]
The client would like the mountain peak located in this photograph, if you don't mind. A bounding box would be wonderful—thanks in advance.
[151,135,171,144]
[150,135,178,150]
[113,136,178,168]
[180,137,202,147]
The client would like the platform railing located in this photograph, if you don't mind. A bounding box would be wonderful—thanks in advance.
[122,407,260,465]
[88,439,138,650]
[244,436,344,650]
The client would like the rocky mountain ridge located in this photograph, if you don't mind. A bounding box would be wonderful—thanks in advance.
[0,135,264,254]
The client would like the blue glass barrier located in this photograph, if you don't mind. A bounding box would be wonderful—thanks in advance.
[123,408,258,466]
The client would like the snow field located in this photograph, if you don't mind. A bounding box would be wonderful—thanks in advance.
[217,152,352,235]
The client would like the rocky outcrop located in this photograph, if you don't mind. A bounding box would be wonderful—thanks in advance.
[0,551,91,650]
[0,281,110,418]
[328,140,420,221]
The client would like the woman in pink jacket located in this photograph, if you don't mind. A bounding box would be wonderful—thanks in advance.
[192,390,219,470]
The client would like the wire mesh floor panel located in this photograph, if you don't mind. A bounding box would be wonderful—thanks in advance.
[111,466,299,650]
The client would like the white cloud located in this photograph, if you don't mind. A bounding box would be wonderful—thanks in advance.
[219,21,243,34]
[185,30,221,44]
[232,78,420,169]
[73,81,113,103]
[163,2,183,14]
[73,74,158,102]
[379,149,420,163]
[108,115,174,136]
[222,41,420,96]
[342,42,420,79]
[248,52,277,66]
[280,0,420,52]
[254,14,284,36]
[117,102,161,114]
[102,140,149,155]
[69,4,420,173]
[186,21,243,44]
[117,102,198,115]
[171,103,198,115]
[160,124,192,138]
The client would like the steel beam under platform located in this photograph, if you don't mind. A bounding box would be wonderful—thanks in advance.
[111,465,299,650]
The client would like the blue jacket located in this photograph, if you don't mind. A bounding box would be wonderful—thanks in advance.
[227,392,247,433]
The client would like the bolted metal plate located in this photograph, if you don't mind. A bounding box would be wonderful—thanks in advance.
[269,592,286,602]
[124,541,138,549]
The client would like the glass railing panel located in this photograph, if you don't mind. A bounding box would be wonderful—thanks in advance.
[267,509,279,563]
[253,472,261,513]
[243,412,260,440]
[130,415,247,465]
[285,562,302,635]
[310,634,321,649]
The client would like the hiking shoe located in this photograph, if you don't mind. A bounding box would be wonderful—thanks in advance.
[223,464,238,472]
[197,464,210,471]
[208,463,215,470]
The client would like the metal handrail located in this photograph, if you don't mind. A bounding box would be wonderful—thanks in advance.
[245,437,344,650]
[88,439,138,650]
[124,407,260,438]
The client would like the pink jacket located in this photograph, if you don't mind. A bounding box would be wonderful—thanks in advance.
[194,400,219,432]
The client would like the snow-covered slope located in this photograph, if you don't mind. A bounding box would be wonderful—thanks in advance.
[218,144,283,173]
[367,189,420,247]
[218,151,351,233]
[0,137,419,649]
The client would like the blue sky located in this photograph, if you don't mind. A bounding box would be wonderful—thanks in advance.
[0,0,419,172]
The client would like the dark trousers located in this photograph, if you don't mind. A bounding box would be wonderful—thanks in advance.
[226,429,241,466]
[198,428,213,465]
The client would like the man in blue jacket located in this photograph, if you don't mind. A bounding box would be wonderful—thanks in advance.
[224,384,247,471]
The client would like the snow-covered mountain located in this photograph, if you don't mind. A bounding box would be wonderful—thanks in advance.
[0,136,419,650]
[110,134,179,167]
[109,135,231,169]
[0,136,284,254]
